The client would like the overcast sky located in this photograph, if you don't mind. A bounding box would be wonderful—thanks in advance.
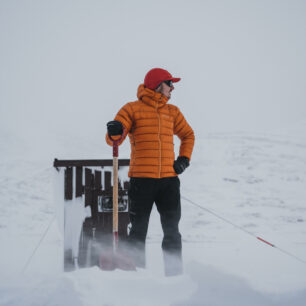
[1,0,305,158]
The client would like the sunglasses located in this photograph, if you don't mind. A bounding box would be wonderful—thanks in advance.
[163,80,173,87]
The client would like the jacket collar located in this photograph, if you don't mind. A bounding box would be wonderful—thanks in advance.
[137,84,169,108]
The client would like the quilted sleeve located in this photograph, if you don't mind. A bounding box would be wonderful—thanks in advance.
[105,102,134,146]
[173,107,195,160]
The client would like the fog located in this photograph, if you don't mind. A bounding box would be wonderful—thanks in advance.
[1,0,306,159]
[1,2,306,304]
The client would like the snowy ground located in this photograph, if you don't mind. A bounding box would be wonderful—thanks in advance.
[0,129,306,306]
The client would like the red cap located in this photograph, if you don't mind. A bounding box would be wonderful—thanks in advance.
[144,68,181,90]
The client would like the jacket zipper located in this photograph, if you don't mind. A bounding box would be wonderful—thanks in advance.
[156,101,161,178]
[132,132,135,176]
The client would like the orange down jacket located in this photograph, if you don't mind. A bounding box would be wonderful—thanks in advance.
[106,84,195,178]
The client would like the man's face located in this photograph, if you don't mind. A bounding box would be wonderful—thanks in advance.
[156,81,174,99]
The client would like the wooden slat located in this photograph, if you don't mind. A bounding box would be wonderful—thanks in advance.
[104,171,112,190]
[65,167,73,200]
[95,170,102,191]
[54,159,130,168]
[91,171,101,221]
[75,167,83,198]
[85,168,92,206]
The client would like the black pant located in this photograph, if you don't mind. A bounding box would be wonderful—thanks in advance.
[127,176,182,276]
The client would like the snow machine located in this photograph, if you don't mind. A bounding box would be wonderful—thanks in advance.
[53,159,130,272]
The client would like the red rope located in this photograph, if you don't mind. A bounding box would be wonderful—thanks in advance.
[182,195,306,265]
[257,237,275,247]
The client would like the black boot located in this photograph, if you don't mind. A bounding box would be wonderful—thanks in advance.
[163,249,183,276]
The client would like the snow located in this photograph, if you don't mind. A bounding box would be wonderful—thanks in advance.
[1,0,306,304]
[64,196,87,261]
[0,129,306,306]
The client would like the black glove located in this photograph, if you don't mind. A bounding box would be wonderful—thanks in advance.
[107,120,123,136]
[173,156,190,174]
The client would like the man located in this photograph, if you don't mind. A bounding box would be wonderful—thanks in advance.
[106,68,195,276]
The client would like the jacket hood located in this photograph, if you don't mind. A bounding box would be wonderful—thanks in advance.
[137,84,169,108]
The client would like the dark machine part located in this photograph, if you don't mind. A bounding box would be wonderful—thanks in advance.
[54,159,130,271]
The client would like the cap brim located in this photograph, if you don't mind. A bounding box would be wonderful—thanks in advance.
[170,77,181,83]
